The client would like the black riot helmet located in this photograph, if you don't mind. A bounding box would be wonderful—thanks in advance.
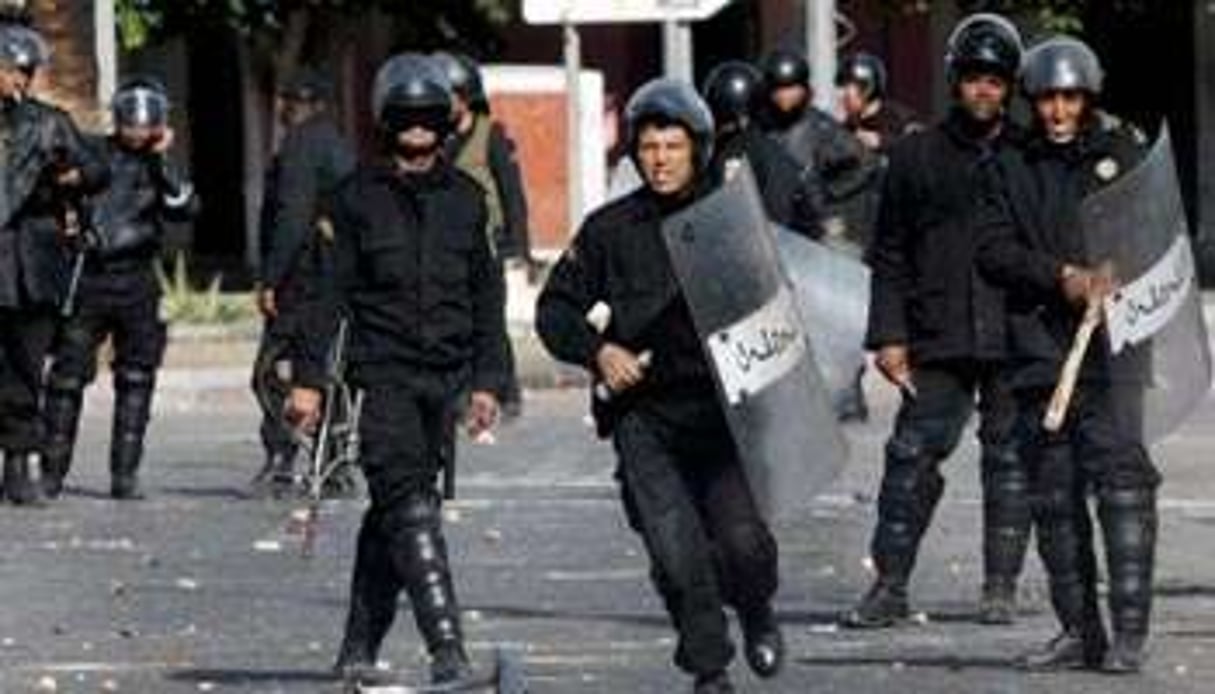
[835,52,888,102]
[112,76,170,129]
[1021,36,1104,98]
[372,52,454,138]
[624,77,715,171]
[944,13,1023,85]
[277,66,333,103]
[760,48,811,91]
[432,51,488,112]
[701,61,762,129]
[0,23,47,75]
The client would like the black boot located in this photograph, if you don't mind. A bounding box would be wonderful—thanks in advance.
[41,381,84,499]
[3,452,45,506]
[843,437,943,628]
[385,491,472,685]
[740,604,784,678]
[334,512,403,677]
[1024,484,1107,671]
[841,578,910,628]
[1020,630,1092,671]
[1099,487,1157,674]
[979,446,1031,624]
[692,670,735,694]
[110,369,155,500]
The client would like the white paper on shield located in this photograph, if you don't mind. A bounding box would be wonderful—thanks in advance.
[707,287,807,406]
[1104,233,1195,354]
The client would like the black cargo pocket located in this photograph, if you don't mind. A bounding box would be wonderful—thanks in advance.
[433,231,476,289]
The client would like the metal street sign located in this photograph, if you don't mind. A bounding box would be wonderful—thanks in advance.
[523,0,732,25]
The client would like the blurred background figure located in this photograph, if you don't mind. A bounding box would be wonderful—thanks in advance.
[251,67,355,496]
[830,51,923,424]
[701,59,822,237]
[434,51,531,421]
[758,47,875,244]
[41,77,197,501]
[837,52,922,158]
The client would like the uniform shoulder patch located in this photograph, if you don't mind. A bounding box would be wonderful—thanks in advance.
[1095,157,1120,182]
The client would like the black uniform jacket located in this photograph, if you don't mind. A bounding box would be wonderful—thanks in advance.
[974,114,1149,388]
[0,98,108,308]
[535,184,722,433]
[258,114,355,297]
[77,136,198,300]
[293,159,506,394]
[865,108,1022,364]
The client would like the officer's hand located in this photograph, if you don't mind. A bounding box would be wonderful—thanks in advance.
[596,343,646,394]
[152,127,175,155]
[257,289,278,318]
[856,129,882,151]
[287,387,322,433]
[56,167,82,188]
[875,344,915,395]
[1059,264,1114,307]
[467,390,500,439]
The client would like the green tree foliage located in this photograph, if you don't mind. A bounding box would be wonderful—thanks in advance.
[115,0,517,96]
[874,0,1152,33]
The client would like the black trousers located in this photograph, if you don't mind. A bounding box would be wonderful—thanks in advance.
[1015,383,1160,639]
[613,408,779,676]
[0,306,55,451]
[869,360,1029,588]
[340,370,468,658]
[48,288,167,386]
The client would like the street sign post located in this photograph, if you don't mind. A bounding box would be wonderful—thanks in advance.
[524,0,733,235]
[523,0,732,25]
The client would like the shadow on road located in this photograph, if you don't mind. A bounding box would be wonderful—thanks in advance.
[166,667,339,685]
[794,654,1016,671]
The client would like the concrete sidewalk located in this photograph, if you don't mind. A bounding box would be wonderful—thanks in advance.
[85,289,1215,414]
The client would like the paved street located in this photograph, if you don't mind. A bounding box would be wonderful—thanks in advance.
[2,378,1215,693]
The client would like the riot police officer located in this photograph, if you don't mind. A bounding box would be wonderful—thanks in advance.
[537,79,782,694]
[0,24,107,505]
[701,60,821,236]
[40,77,196,500]
[974,37,1157,673]
[433,50,529,419]
[843,14,1031,628]
[832,52,924,423]
[836,52,922,156]
[758,47,875,243]
[252,67,355,493]
[286,53,505,687]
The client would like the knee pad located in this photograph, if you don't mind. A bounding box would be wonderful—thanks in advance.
[114,368,156,395]
[46,373,86,398]
[383,487,442,536]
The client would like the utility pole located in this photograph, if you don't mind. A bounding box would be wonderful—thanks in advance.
[806,0,837,113]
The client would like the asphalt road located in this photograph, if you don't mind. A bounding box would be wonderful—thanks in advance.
[2,379,1214,693]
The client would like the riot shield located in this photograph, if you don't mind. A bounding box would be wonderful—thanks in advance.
[662,164,847,520]
[774,227,870,403]
[1083,125,1212,442]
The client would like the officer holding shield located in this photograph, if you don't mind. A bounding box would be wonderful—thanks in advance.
[537,79,782,694]
[974,37,1158,673]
